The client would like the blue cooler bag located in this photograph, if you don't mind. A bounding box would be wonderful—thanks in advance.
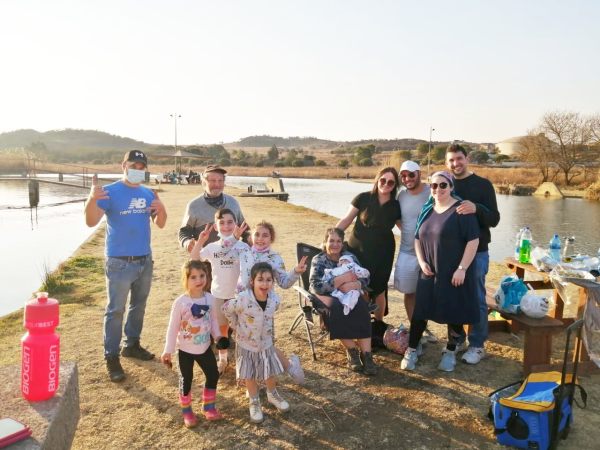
[488,320,587,450]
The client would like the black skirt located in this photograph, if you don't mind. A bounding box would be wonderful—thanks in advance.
[316,296,372,340]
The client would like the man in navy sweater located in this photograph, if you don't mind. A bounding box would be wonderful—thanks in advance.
[445,144,500,365]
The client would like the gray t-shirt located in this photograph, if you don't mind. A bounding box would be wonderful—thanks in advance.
[179,193,245,247]
[397,185,431,254]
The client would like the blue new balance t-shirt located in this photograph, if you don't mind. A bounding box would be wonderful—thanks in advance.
[96,180,155,257]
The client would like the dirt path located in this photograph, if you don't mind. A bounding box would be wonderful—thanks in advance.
[1,184,598,449]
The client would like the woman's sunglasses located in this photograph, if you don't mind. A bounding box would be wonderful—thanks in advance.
[378,178,396,187]
[431,182,449,190]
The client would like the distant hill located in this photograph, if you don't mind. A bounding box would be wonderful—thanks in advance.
[0,129,151,153]
[235,135,336,148]
[343,138,427,151]
[233,135,452,151]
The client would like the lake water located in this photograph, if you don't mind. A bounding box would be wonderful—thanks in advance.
[227,176,600,260]
[2,175,599,317]
[0,178,97,317]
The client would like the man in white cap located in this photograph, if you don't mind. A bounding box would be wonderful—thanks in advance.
[394,161,431,326]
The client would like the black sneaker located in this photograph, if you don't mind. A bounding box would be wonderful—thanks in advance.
[121,342,155,361]
[106,356,125,382]
[361,351,378,376]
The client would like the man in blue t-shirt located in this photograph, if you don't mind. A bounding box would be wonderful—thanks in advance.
[85,150,167,382]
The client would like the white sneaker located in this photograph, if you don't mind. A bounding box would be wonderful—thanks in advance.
[400,348,418,371]
[286,354,305,384]
[455,341,469,353]
[267,389,290,412]
[249,396,264,423]
[416,342,424,356]
[461,347,485,365]
[217,358,228,374]
[438,349,457,372]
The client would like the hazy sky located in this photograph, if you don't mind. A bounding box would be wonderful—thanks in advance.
[1,0,599,145]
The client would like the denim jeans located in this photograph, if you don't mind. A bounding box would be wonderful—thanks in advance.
[467,251,489,348]
[103,255,153,358]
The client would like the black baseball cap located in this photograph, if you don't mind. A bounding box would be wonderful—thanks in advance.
[123,150,148,167]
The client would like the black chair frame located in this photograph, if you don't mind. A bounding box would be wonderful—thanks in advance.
[287,242,328,360]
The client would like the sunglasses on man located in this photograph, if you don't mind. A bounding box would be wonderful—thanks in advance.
[400,172,416,179]
[378,178,396,187]
[431,182,449,190]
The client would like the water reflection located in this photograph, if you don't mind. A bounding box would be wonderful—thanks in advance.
[228,176,600,261]
[0,180,97,317]
[1,175,598,317]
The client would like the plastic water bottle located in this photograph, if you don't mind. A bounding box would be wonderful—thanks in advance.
[549,234,561,263]
[519,227,532,264]
[514,228,523,260]
[21,292,60,402]
[562,236,575,262]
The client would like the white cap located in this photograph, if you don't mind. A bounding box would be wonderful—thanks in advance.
[400,160,420,173]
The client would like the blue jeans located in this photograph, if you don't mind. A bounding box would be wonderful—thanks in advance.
[103,255,153,358]
[467,251,489,348]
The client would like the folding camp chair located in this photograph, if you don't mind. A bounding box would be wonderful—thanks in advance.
[287,242,329,360]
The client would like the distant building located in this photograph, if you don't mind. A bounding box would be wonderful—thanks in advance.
[496,136,527,156]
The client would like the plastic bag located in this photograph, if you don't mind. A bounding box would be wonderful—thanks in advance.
[550,265,595,309]
[494,275,528,314]
[561,276,600,369]
[520,293,552,318]
[530,246,556,272]
[383,324,409,355]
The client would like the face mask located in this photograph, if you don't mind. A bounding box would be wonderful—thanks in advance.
[126,168,146,184]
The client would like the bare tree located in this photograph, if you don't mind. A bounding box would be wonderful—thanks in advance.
[587,113,600,144]
[517,132,558,182]
[539,111,592,185]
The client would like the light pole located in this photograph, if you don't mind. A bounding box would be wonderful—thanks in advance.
[427,126,435,181]
[170,113,181,152]
[170,113,181,173]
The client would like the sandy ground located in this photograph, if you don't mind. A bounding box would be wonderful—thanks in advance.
[1,184,598,449]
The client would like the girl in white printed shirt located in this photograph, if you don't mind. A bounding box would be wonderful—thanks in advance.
[190,208,246,374]
[216,220,308,383]
[222,262,289,424]
[160,260,229,427]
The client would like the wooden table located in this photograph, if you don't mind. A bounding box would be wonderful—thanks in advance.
[490,258,596,374]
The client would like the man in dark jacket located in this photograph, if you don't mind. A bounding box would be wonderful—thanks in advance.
[445,144,500,365]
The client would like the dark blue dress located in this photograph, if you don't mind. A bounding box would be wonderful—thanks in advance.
[413,202,480,324]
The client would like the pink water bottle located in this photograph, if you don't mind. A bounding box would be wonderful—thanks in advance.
[21,292,60,402]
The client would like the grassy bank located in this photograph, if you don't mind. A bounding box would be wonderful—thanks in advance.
[1,185,598,449]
